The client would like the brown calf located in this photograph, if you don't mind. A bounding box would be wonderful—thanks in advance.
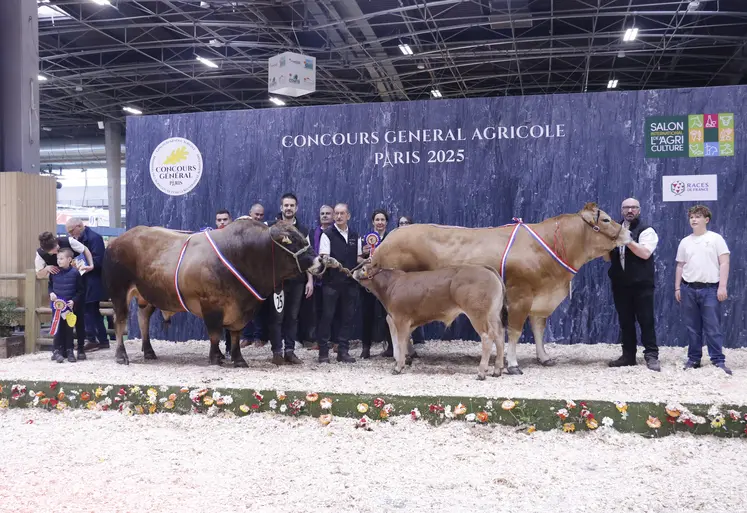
[353,263,509,380]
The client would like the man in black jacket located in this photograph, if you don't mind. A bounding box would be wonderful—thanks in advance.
[317,203,362,364]
[606,198,661,371]
[267,193,313,365]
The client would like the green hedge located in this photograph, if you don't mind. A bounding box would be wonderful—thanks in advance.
[1,380,745,438]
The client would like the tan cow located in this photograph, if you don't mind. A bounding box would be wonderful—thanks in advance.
[369,203,631,375]
[352,263,508,380]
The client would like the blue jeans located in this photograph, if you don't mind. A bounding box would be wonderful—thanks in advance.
[681,284,725,365]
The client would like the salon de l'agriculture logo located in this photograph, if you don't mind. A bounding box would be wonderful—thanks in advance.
[645,113,734,158]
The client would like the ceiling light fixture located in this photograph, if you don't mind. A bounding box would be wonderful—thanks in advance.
[38,74,48,81]
[607,79,619,89]
[269,97,286,106]
[398,43,414,56]
[196,55,219,68]
[431,89,442,98]
[123,106,143,115]
[92,0,112,5]
[623,27,638,42]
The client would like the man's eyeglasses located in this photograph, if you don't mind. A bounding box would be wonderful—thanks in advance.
[622,206,640,211]
[399,221,410,226]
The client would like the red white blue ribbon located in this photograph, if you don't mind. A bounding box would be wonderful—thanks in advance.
[499,217,578,278]
[49,299,69,336]
[174,230,265,315]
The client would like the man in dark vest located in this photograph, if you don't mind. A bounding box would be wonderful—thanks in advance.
[317,203,362,364]
[35,231,93,360]
[266,193,312,365]
[65,218,110,351]
[606,198,661,371]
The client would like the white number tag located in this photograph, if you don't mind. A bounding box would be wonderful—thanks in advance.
[273,291,284,313]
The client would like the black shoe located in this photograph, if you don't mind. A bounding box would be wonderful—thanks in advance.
[318,348,330,364]
[608,356,636,368]
[53,350,65,363]
[379,342,394,358]
[271,352,285,366]
[284,351,303,365]
[360,345,371,359]
[684,360,701,370]
[645,357,661,372]
[337,351,356,364]
[67,350,77,363]
[716,363,733,375]
[77,351,87,361]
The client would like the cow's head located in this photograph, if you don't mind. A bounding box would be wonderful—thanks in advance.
[268,222,324,275]
[352,259,375,282]
[578,203,632,253]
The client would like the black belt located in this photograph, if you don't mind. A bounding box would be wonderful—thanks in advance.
[682,280,718,289]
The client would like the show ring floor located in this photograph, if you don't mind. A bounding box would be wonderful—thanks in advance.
[2,339,746,440]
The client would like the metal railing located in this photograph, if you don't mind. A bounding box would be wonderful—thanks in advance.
[0,270,125,354]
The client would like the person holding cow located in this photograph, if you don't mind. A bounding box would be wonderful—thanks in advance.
[266,193,313,365]
[317,203,362,364]
[359,208,394,359]
[35,230,94,360]
[674,205,732,375]
[606,198,661,371]
[65,218,111,352]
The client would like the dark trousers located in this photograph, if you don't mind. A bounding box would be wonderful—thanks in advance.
[360,290,391,348]
[53,322,75,356]
[318,283,357,353]
[298,286,321,342]
[612,284,658,360]
[269,280,305,354]
[412,325,425,344]
[681,284,726,365]
[225,304,270,352]
[85,301,109,346]
[74,306,86,351]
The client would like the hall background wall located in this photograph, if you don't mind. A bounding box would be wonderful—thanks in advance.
[125,85,746,348]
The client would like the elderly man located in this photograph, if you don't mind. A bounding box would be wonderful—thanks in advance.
[606,198,661,371]
[65,218,110,351]
[249,203,265,223]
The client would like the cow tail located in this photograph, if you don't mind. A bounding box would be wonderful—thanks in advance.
[483,265,509,328]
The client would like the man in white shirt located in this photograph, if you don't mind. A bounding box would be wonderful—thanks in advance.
[675,204,732,375]
[606,198,661,371]
[316,203,362,364]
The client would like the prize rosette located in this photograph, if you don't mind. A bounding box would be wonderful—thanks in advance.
[364,232,381,256]
[50,299,67,336]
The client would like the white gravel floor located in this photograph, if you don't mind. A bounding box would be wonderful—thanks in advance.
[1,339,745,405]
[0,407,745,513]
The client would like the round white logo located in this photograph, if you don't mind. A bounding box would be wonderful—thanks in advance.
[149,137,203,196]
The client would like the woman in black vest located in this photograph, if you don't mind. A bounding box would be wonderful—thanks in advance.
[359,209,394,359]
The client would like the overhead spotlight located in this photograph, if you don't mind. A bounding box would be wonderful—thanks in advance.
[687,1,701,11]
[42,126,52,132]
[196,55,219,68]
[398,43,414,56]
[623,27,638,42]
[98,121,105,130]
[269,97,286,106]
[38,74,48,81]
[607,79,619,89]
[199,1,210,7]
[431,89,442,98]
[91,0,112,5]
[123,106,143,115]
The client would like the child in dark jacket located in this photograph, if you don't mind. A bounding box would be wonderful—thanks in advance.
[48,248,85,363]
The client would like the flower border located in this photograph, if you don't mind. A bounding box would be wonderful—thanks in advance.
[1,380,745,438]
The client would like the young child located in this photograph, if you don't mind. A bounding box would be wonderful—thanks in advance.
[674,205,732,375]
[49,248,85,363]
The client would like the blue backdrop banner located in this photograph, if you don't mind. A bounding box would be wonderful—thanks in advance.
[126,85,746,347]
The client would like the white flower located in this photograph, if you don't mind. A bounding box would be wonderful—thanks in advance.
[410,408,421,420]
[444,405,454,419]
[103,385,113,395]
[465,413,476,422]
[566,400,576,409]
[621,412,629,420]
[159,397,166,403]
[269,399,278,410]
[601,417,614,427]
[212,391,222,401]
[222,395,233,405]
[159,385,168,392]
[485,400,493,410]
[279,404,288,413]
[707,405,722,418]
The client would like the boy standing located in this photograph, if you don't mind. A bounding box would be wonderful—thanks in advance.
[675,205,732,375]
[49,248,85,363]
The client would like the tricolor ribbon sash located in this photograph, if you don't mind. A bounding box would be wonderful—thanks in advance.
[499,217,578,278]
[49,299,76,336]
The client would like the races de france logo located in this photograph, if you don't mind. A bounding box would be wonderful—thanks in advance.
[670,180,686,196]
[149,137,203,196]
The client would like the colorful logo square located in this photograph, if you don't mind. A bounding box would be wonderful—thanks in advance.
[705,114,718,129]
[704,142,720,157]
[719,142,734,156]
[689,143,704,157]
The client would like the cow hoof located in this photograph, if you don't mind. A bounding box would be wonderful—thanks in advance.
[507,366,523,375]
[477,374,486,381]
[233,360,249,368]
[405,356,413,366]
[116,356,129,365]
[209,358,223,366]
[492,372,503,378]
[143,351,157,360]
[539,358,557,367]
[391,368,402,375]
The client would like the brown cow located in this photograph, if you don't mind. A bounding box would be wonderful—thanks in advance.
[103,217,337,367]
[369,203,632,374]
[352,263,509,380]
